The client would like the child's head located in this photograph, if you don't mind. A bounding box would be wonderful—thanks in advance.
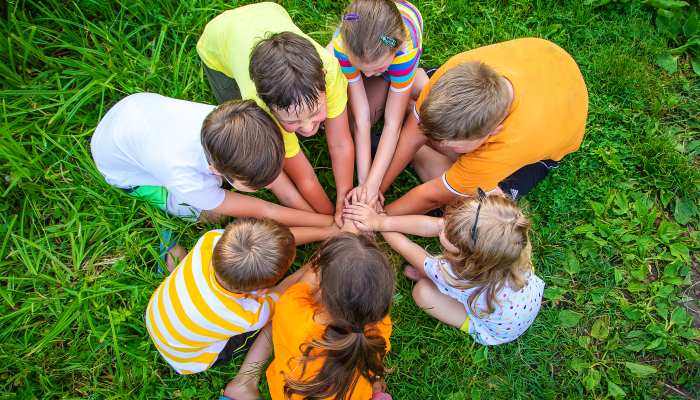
[439,194,532,316]
[249,32,328,137]
[211,217,296,293]
[284,232,395,400]
[201,99,284,192]
[340,0,406,76]
[419,61,511,150]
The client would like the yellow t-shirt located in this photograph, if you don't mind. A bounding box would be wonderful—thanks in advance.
[197,2,348,158]
[415,38,588,194]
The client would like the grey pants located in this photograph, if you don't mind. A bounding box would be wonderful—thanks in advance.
[201,59,242,104]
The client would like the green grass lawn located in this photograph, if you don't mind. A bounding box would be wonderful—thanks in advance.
[1,0,700,398]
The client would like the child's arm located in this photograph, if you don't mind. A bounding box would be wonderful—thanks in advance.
[347,78,373,185]
[384,175,458,216]
[378,216,431,276]
[210,190,334,227]
[343,197,440,237]
[378,113,428,194]
[361,88,412,200]
[324,107,356,227]
[290,224,340,246]
[283,152,336,215]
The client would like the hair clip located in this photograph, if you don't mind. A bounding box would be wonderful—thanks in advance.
[343,13,359,20]
[380,36,396,47]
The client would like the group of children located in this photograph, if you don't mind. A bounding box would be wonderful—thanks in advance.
[90,1,588,399]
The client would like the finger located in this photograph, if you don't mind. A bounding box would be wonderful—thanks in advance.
[359,187,368,204]
[345,188,354,201]
[368,195,378,209]
[351,188,358,205]
[378,192,385,206]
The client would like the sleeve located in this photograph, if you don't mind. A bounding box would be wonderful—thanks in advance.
[333,35,361,83]
[324,59,349,119]
[443,152,521,196]
[282,128,301,158]
[387,47,422,92]
[167,172,226,211]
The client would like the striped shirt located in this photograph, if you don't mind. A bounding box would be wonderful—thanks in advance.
[145,230,278,374]
[332,0,423,92]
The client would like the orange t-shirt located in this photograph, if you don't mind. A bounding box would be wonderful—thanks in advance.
[266,282,392,400]
[414,38,588,195]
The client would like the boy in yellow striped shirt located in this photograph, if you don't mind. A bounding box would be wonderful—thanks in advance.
[145,217,321,398]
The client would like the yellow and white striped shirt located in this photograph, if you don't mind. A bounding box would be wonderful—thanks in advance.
[145,230,278,374]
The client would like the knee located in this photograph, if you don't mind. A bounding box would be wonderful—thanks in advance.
[412,278,434,308]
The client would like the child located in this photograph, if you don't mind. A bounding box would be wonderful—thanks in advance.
[146,217,335,399]
[265,230,395,400]
[376,38,589,216]
[91,93,334,270]
[326,0,426,201]
[344,189,545,345]
[197,3,355,226]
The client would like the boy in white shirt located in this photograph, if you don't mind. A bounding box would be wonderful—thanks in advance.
[91,93,335,271]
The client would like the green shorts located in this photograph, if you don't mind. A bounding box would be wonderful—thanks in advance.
[121,185,202,222]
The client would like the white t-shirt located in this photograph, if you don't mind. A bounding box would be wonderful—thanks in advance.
[91,93,225,211]
[423,256,545,346]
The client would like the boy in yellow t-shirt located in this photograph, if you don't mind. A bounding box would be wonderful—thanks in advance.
[377,38,589,216]
[197,2,354,227]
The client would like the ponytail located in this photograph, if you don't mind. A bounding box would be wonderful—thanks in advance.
[283,233,395,400]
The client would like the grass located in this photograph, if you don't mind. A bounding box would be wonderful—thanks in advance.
[1,0,700,398]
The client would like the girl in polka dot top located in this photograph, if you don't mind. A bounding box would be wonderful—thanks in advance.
[343,189,545,346]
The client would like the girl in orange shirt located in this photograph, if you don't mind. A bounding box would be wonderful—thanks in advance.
[266,231,395,400]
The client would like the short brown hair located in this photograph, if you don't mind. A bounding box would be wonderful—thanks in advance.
[200,99,284,190]
[249,32,326,114]
[211,217,296,293]
[419,61,511,142]
[340,0,406,64]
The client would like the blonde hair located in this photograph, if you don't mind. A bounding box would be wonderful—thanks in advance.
[419,61,511,142]
[437,194,532,318]
[211,217,296,292]
[340,0,406,64]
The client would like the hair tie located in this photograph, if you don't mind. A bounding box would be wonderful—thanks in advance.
[351,326,365,333]
[380,36,396,47]
[343,13,359,20]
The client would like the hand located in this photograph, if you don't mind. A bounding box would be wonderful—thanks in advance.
[334,203,344,227]
[340,191,361,234]
[345,185,384,206]
[344,188,382,231]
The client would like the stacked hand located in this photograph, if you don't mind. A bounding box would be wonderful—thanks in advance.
[342,187,386,232]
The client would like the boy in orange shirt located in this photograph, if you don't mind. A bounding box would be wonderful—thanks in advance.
[377,38,589,215]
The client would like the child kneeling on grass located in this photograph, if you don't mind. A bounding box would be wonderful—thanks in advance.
[146,217,320,399]
[91,93,334,272]
[344,189,545,345]
[265,227,395,400]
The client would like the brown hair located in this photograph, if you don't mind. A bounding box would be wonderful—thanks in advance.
[211,217,296,293]
[438,194,532,318]
[283,232,395,400]
[249,32,326,114]
[419,61,511,142]
[201,99,284,190]
[340,0,406,64]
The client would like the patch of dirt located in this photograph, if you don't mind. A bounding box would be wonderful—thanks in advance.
[675,262,700,330]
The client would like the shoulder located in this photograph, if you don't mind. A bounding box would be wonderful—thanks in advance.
[277,282,314,309]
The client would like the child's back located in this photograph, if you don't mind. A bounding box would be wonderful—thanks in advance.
[266,232,395,400]
[423,256,544,345]
[146,217,296,374]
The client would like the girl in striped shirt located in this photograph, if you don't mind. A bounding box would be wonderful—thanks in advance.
[325,0,426,202]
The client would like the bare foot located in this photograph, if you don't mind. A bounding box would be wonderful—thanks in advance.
[223,374,260,400]
[403,266,424,282]
[164,244,188,273]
